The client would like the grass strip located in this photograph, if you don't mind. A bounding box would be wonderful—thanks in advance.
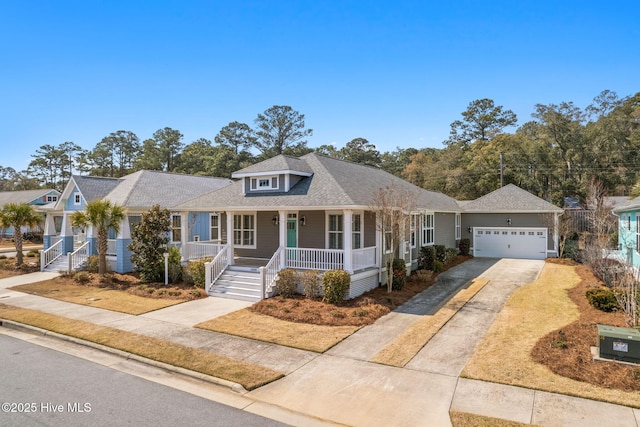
[196,308,361,353]
[0,303,282,390]
[10,281,185,315]
[370,278,489,367]
[461,263,640,408]
[450,411,534,427]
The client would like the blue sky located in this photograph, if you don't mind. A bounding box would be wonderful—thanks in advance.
[1,1,638,172]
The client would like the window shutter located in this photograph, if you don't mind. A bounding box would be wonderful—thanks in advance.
[251,178,257,190]
[272,177,278,188]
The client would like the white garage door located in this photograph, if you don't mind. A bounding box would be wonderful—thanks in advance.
[473,227,547,260]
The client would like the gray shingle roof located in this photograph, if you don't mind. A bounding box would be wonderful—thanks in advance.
[177,153,461,212]
[71,171,232,211]
[232,155,313,176]
[0,189,59,207]
[462,184,563,213]
[613,195,640,213]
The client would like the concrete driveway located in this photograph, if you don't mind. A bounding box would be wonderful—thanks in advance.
[248,258,545,427]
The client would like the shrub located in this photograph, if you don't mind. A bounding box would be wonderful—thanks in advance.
[586,288,619,312]
[85,255,100,273]
[444,248,459,265]
[458,238,470,256]
[435,245,446,263]
[128,204,171,283]
[300,269,320,299]
[184,258,211,288]
[391,258,407,290]
[167,246,183,284]
[562,239,579,261]
[73,271,92,285]
[26,249,39,258]
[433,260,444,272]
[418,246,436,271]
[276,268,297,297]
[322,269,350,304]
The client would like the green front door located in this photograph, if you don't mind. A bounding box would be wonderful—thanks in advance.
[287,219,297,247]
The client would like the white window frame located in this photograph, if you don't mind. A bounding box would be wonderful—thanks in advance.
[410,213,418,249]
[250,176,279,191]
[171,214,182,243]
[422,212,434,246]
[210,213,220,242]
[46,195,58,202]
[74,193,81,205]
[455,213,461,240]
[382,214,393,254]
[327,212,344,250]
[234,213,256,248]
[352,212,363,250]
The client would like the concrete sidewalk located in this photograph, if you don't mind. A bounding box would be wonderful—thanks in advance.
[1,260,640,426]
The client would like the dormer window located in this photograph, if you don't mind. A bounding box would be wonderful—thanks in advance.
[250,176,279,191]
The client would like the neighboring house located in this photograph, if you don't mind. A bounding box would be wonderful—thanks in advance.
[39,171,232,273]
[0,189,60,237]
[613,196,640,267]
[40,154,564,302]
[460,184,564,260]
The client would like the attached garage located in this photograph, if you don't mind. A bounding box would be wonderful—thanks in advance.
[472,227,547,260]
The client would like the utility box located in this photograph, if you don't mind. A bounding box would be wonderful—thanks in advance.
[597,324,640,363]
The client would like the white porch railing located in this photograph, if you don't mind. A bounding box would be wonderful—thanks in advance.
[285,248,344,271]
[261,246,285,297]
[205,244,230,293]
[68,241,90,272]
[73,234,86,249]
[352,246,377,270]
[41,239,63,271]
[184,240,223,261]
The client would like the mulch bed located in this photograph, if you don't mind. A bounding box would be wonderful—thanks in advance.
[531,259,640,392]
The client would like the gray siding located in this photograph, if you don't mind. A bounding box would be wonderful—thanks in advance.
[298,210,326,249]
[235,211,279,258]
[462,213,554,250]
[364,211,376,247]
[435,212,457,248]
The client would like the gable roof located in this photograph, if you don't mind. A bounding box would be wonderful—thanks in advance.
[613,195,640,213]
[232,155,313,177]
[0,189,60,207]
[177,153,461,212]
[462,184,563,213]
[54,171,232,211]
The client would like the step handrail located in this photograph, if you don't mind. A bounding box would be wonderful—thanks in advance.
[68,241,90,272]
[40,239,63,271]
[205,244,230,293]
[261,246,285,298]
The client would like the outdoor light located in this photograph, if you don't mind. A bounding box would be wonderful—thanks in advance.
[507,218,512,225]
[467,226,472,233]
[299,216,306,226]
[272,215,279,226]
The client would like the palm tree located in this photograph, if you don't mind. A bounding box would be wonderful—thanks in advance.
[0,203,42,266]
[71,199,125,274]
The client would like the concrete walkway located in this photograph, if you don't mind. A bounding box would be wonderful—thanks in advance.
[1,260,640,426]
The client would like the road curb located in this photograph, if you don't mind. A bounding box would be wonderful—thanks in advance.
[0,319,248,394]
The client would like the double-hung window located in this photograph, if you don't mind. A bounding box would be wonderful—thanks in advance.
[328,214,343,249]
[352,213,362,249]
[210,213,220,241]
[422,213,434,246]
[171,215,182,243]
[234,214,255,247]
[410,214,418,248]
[455,213,461,240]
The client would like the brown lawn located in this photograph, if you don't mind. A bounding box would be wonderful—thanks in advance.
[9,272,206,315]
[462,259,640,408]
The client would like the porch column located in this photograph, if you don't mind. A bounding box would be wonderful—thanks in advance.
[226,211,235,265]
[87,225,98,256]
[278,211,286,268]
[43,214,56,249]
[180,212,188,261]
[553,212,559,256]
[344,210,353,273]
[60,213,74,254]
[115,216,131,273]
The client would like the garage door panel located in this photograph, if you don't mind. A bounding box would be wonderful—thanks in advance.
[473,228,547,260]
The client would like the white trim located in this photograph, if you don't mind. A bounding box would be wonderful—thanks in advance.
[326,211,344,250]
[73,193,82,205]
[233,212,257,249]
[232,169,312,178]
[455,213,461,240]
[421,212,435,246]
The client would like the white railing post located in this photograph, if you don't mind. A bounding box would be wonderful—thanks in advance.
[39,249,44,271]
[259,266,266,298]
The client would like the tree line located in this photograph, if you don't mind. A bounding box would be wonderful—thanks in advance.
[2,91,639,206]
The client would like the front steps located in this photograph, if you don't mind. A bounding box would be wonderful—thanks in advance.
[209,266,263,302]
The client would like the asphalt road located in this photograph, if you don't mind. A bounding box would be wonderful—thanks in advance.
[0,334,289,427]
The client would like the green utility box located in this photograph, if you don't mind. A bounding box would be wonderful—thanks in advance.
[597,324,640,363]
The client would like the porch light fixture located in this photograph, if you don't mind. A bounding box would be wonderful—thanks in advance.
[467,226,472,233]
[272,215,279,226]
[507,218,512,225]
[299,216,306,226]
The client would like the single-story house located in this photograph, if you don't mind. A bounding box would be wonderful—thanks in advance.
[40,153,563,301]
[0,189,61,237]
[612,196,640,267]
